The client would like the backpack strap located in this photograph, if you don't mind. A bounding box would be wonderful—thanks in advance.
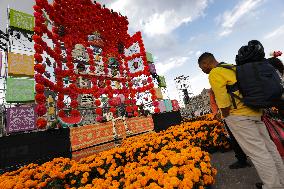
[226,83,243,109]
[216,63,242,109]
[217,62,236,71]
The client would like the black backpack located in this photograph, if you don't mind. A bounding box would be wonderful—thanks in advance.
[217,40,284,109]
[217,61,283,109]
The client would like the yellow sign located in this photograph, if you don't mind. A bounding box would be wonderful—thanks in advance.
[8,52,34,77]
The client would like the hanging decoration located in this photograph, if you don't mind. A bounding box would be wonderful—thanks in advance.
[171,100,180,111]
[8,52,34,77]
[157,75,167,88]
[154,88,163,100]
[146,52,154,63]
[9,9,35,31]
[148,63,157,75]
[6,106,36,133]
[6,78,35,102]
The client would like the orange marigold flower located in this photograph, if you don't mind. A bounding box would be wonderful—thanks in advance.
[81,177,88,184]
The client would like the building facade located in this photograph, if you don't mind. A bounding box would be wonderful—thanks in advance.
[180,88,211,117]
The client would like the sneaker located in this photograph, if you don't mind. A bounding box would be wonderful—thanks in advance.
[255,182,263,189]
[229,161,251,169]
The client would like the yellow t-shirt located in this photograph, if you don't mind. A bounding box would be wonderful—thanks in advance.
[209,65,262,116]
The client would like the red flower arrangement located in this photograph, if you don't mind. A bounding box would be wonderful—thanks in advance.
[36,117,47,129]
[95,108,103,115]
[33,0,158,126]
[35,93,46,104]
[35,104,47,116]
[154,107,160,113]
[96,115,103,122]
[110,107,117,113]
[126,106,133,113]
[95,99,101,106]
[35,84,45,93]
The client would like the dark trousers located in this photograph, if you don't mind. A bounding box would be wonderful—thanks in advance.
[224,121,248,162]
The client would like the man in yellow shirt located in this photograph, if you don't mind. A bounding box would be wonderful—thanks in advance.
[198,52,284,189]
[209,89,250,169]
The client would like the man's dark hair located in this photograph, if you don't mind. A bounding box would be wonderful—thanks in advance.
[268,57,284,75]
[198,52,215,64]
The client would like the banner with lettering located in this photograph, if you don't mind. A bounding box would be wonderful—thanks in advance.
[70,116,154,151]
[6,78,35,102]
[9,9,34,31]
[8,52,34,77]
[6,106,36,133]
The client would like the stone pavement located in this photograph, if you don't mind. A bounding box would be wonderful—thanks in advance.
[211,150,261,189]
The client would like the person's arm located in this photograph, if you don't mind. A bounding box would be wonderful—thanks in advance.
[209,89,219,115]
[220,107,230,117]
[209,70,231,118]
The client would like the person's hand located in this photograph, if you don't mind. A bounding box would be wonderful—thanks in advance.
[214,113,223,122]
[220,107,230,118]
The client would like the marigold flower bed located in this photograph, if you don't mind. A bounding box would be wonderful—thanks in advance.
[0,117,229,189]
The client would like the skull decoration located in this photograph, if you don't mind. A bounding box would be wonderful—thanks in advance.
[72,44,90,62]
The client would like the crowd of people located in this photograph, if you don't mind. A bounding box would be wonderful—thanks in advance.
[198,40,284,189]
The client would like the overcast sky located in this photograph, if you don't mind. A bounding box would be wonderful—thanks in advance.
[1,0,284,101]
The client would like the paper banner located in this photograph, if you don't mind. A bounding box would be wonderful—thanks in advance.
[158,75,167,88]
[154,88,163,99]
[148,63,156,74]
[126,116,154,134]
[146,52,154,63]
[6,78,35,102]
[9,9,34,31]
[0,51,2,77]
[6,106,36,133]
[70,116,154,151]
[70,122,114,151]
[164,99,173,112]
[158,101,166,112]
[171,100,180,111]
[8,52,34,77]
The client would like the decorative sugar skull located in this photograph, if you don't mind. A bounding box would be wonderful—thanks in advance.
[72,44,89,62]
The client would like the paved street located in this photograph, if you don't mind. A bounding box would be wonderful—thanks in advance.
[211,151,261,189]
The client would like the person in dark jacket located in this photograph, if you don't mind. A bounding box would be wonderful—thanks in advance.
[267,57,284,117]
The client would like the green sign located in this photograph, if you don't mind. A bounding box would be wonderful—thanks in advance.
[9,9,34,31]
[158,75,167,88]
[6,78,35,102]
[146,52,154,63]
